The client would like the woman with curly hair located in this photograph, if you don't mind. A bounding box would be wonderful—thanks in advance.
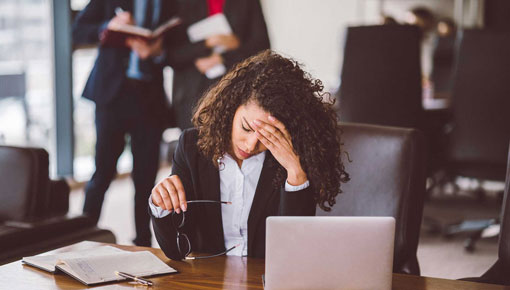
[149,50,349,260]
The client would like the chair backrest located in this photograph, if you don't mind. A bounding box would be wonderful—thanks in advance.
[338,25,423,128]
[0,73,26,99]
[448,30,510,180]
[473,144,510,286]
[317,123,426,275]
[499,145,510,268]
[0,146,69,221]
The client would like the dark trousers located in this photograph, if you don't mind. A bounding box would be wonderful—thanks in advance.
[83,79,165,246]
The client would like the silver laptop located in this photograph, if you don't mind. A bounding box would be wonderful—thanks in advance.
[265,216,395,290]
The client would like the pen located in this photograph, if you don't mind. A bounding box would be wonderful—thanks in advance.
[114,7,125,16]
[115,271,154,286]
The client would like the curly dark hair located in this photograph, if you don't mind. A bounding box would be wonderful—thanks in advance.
[192,50,349,211]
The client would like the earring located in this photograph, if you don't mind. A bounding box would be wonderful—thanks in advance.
[217,156,225,171]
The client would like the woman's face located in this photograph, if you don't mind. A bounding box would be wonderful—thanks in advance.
[230,101,269,163]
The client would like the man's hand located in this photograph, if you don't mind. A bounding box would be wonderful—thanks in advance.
[195,53,223,74]
[127,37,163,59]
[205,34,240,51]
[107,11,134,29]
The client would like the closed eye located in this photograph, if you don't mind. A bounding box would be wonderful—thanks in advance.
[241,117,255,132]
[241,124,251,132]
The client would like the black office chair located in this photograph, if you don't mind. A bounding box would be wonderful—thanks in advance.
[462,145,510,286]
[336,24,442,176]
[317,123,427,275]
[337,25,423,129]
[446,29,510,184]
[439,30,510,249]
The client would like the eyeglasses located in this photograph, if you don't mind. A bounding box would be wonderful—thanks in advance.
[171,200,237,260]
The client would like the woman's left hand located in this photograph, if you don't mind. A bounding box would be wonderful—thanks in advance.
[251,116,308,186]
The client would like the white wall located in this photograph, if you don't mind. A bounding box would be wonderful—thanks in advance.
[260,0,365,93]
[260,0,464,92]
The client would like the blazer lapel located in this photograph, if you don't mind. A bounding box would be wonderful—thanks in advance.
[198,156,225,248]
[189,0,208,23]
[223,0,239,33]
[247,154,278,252]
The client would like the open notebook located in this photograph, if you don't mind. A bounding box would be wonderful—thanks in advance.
[23,246,177,285]
[100,16,181,47]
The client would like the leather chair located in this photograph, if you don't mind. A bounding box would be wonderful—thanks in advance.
[336,24,443,175]
[462,145,510,286]
[337,25,423,129]
[439,30,510,249]
[445,29,510,183]
[317,123,427,275]
[0,146,116,264]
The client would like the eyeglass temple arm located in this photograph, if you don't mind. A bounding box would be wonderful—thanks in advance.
[186,200,232,205]
[185,244,239,260]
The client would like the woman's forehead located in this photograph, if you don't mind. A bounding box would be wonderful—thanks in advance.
[237,101,270,120]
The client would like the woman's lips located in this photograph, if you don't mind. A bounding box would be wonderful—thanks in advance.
[237,147,252,159]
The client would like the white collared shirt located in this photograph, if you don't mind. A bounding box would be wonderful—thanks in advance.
[149,151,309,256]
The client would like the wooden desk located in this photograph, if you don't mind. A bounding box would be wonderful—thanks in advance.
[0,241,508,290]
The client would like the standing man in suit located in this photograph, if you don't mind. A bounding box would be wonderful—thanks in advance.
[72,0,178,246]
[163,0,270,130]
[129,0,270,166]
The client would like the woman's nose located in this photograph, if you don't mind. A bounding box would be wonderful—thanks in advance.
[244,134,259,152]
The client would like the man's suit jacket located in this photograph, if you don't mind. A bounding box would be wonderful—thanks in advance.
[164,0,270,129]
[151,129,315,260]
[72,0,178,107]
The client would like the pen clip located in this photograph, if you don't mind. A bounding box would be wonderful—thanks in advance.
[114,7,125,16]
[115,271,153,286]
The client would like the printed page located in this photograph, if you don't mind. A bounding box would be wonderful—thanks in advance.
[56,251,176,285]
[22,246,124,272]
[187,13,232,43]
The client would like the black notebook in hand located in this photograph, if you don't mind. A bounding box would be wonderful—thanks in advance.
[100,16,181,48]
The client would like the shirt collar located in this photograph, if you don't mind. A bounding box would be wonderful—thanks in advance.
[223,151,267,167]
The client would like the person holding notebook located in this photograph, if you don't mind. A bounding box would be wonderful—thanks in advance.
[148,50,350,260]
[72,0,178,247]
[131,0,270,130]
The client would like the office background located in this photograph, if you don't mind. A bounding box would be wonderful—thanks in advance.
[0,0,508,281]
[0,0,482,180]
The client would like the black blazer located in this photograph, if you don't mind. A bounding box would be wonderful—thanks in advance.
[72,0,178,106]
[151,129,315,260]
[164,0,270,129]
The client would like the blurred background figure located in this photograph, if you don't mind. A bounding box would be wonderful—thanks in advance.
[431,18,457,97]
[72,0,178,247]
[405,6,437,98]
[405,6,437,35]
[380,15,399,25]
[165,0,270,130]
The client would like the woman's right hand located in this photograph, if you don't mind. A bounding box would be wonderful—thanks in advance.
[151,175,187,213]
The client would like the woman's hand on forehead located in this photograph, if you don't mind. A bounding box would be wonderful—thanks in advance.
[251,116,307,185]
